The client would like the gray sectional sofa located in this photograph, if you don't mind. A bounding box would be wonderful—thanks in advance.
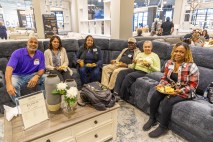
[0,38,213,142]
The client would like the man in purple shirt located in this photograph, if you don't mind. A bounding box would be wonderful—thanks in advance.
[5,37,45,103]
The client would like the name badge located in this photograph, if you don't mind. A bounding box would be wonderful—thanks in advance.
[93,48,98,52]
[128,54,132,58]
[34,59,40,65]
[168,64,174,70]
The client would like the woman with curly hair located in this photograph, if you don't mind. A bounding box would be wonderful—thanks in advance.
[143,42,199,138]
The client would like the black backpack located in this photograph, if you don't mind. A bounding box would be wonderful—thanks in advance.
[79,82,116,111]
[204,82,213,104]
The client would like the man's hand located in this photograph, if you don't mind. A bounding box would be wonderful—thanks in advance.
[119,62,128,68]
[132,60,137,64]
[6,84,16,96]
[111,60,116,64]
[27,75,39,88]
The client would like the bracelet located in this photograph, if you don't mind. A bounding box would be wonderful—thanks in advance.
[35,74,41,78]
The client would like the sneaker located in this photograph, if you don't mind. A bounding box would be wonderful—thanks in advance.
[148,126,168,138]
[143,118,157,131]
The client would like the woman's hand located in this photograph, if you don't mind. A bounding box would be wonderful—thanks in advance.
[77,59,83,63]
[174,89,183,95]
[155,84,163,89]
[142,61,151,67]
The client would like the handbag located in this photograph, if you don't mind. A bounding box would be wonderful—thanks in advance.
[204,82,213,104]
[79,82,116,111]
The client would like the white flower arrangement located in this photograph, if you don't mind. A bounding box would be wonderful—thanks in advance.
[52,82,78,106]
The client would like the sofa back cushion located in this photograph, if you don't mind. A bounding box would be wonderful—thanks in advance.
[137,40,172,72]
[43,39,79,67]
[78,38,110,64]
[0,40,44,58]
[109,39,128,61]
[191,46,213,69]
[196,66,213,95]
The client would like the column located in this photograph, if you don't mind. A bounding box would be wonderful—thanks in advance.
[70,0,79,32]
[111,0,134,40]
[173,0,186,31]
[32,0,47,39]
[147,7,157,32]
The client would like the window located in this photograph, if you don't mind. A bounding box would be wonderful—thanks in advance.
[133,12,148,31]
[51,11,64,29]
[192,8,213,29]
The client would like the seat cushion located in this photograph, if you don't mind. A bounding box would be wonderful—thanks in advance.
[171,99,213,141]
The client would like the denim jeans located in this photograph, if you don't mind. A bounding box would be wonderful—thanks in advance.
[79,66,101,85]
[10,73,46,103]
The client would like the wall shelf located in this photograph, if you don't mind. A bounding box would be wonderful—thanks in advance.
[78,0,111,37]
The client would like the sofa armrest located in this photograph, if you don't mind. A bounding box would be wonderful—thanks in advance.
[145,72,163,82]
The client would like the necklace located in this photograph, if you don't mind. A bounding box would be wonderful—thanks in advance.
[174,64,180,73]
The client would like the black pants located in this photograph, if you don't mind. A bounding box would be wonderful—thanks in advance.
[150,91,188,128]
[50,69,72,82]
[119,70,147,101]
[114,68,134,94]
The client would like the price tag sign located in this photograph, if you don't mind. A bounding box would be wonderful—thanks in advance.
[18,91,49,129]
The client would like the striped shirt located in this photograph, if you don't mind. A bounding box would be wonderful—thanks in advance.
[160,60,199,98]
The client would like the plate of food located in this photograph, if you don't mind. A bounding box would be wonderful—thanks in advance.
[86,63,96,67]
[59,66,68,70]
[156,85,176,95]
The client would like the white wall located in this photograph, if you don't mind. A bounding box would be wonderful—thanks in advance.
[1,2,30,27]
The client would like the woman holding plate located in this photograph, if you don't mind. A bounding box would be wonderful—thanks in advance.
[143,42,199,138]
[113,40,160,101]
[75,35,102,84]
[44,35,73,82]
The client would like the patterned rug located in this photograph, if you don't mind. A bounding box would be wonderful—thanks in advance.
[0,119,3,142]
[108,105,144,142]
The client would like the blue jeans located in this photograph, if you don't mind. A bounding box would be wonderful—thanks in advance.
[10,73,46,103]
[79,66,101,85]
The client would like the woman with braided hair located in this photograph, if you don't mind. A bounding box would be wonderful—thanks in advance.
[143,42,199,138]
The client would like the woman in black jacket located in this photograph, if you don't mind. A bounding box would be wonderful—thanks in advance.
[75,35,103,84]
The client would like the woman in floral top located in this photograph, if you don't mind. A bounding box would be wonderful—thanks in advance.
[143,42,199,138]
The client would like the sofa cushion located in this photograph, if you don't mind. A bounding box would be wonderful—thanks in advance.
[171,99,213,141]
[196,66,213,95]
[78,38,109,50]
[0,58,8,73]
[109,39,128,51]
[145,72,163,82]
[0,41,44,58]
[137,41,172,60]
[134,77,159,113]
[164,37,182,45]
[191,46,213,69]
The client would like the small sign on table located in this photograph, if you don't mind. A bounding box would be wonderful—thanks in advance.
[18,91,49,129]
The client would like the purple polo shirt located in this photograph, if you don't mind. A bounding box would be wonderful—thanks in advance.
[7,48,45,75]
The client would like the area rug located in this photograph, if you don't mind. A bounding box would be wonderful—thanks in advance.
[0,119,3,142]
[108,105,144,142]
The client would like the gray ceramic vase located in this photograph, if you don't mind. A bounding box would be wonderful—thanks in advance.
[45,74,61,112]
[65,79,77,88]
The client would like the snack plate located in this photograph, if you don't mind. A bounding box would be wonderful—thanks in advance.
[156,86,176,95]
